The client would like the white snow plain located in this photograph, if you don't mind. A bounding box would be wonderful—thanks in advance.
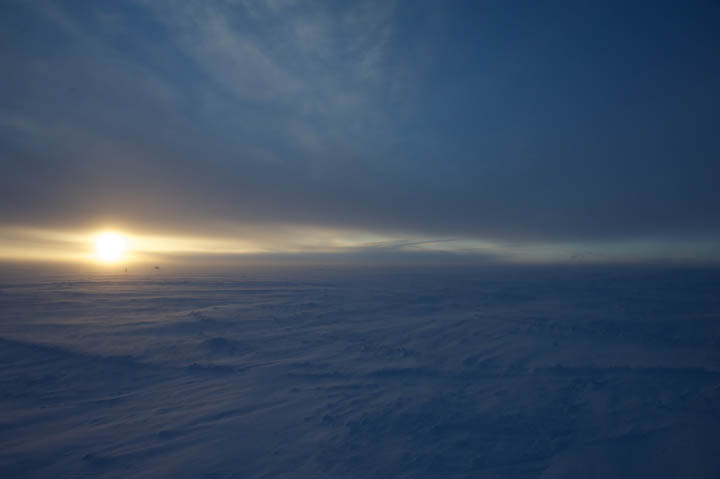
[1,266,719,478]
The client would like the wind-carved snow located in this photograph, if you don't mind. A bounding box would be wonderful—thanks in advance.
[1,267,719,478]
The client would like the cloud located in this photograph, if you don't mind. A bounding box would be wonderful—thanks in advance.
[1,1,719,262]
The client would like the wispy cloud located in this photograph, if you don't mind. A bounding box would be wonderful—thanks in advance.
[1,1,719,264]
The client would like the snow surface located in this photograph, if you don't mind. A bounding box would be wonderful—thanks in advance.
[1,266,719,478]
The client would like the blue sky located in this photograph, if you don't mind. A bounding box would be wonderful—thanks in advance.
[1,0,719,264]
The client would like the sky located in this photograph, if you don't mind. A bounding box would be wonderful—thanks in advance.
[1,0,719,266]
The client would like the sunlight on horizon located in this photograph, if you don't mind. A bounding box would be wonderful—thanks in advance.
[94,232,127,263]
[0,224,717,267]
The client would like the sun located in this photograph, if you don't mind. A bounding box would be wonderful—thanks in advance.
[95,232,127,262]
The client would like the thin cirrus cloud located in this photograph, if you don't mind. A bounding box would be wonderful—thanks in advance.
[0,0,719,264]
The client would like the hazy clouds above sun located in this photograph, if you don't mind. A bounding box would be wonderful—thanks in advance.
[1,1,719,264]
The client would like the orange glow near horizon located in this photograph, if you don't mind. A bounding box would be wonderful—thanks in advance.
[1,224,712,267]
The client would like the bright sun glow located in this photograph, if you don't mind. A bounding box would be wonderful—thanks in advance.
[95,232,127,262]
